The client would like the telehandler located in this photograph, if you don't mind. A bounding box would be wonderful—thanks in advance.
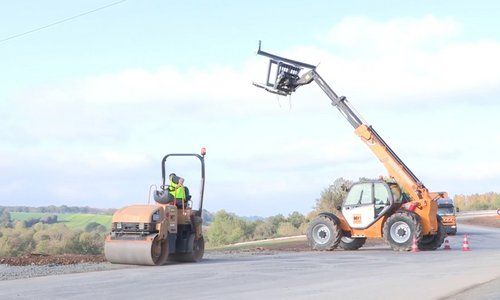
[104,149,206,265]
[254,42,446,251]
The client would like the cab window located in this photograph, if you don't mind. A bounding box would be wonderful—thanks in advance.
[374,183,390,205]
[344,183,372,206]
[388,184,402,203]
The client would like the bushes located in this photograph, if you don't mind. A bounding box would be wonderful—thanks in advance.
[0,222,35,257]
[252,221,274,240]
[206,210,308,247]
[313,177,351,215]
[0,221,106,257]
[23,215,58,228]
[206,210,248,247]
[277,222,301,237]
[454,192,500,211]
[0,208,11,228]
[84,222,107,233]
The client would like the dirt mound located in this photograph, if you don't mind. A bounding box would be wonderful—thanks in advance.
[0,254,106,266]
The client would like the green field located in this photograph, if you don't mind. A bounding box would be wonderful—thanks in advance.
[10,212,112,230]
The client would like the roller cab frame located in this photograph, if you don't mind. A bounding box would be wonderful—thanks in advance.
[254,42,447,251]
[104,148,206,265]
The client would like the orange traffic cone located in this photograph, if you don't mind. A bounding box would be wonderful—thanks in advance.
[462,233,471,251]
[443,236,451,250]
[411,236,420,252]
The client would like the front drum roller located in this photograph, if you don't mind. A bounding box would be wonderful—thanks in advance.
[104,234,169,266]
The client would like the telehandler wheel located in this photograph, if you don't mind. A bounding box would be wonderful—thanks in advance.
[383,211,422,251]
[418,216,445,250]
[306,215,341,251]
[339,236,366,250]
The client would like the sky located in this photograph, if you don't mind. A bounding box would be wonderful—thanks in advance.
[1,1,500,217]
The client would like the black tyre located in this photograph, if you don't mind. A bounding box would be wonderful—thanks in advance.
[170,236,205,262]
[418,216,445,251]
[339,236,366,250]
[306,215,341,251]
[383,210,422,251]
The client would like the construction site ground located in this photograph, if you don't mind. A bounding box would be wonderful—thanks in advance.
[1,214,499,299]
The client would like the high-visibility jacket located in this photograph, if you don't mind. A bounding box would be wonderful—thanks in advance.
[168,181,186,199]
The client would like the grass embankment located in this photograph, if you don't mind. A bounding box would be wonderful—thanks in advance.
[10,212,112,230]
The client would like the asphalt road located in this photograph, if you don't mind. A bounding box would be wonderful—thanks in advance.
[1,223,499,300]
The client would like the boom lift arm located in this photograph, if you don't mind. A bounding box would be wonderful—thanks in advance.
[254,42,445,234]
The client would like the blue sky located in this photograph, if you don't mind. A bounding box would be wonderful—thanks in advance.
[1,1,500,216]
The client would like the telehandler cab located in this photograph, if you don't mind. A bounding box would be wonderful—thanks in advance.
[254,42,446,251]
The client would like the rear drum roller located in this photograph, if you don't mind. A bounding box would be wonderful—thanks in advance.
[383,211,422,251]
[170,236,205,262]
[306,215,341,251]
[418,215,445,250]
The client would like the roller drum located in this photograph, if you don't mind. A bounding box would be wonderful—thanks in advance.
[104,234,168,266]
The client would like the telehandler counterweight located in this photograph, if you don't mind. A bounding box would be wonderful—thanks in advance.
[254,42,446,251]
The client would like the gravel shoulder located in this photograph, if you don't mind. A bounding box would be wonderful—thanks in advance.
[0,262,131,281]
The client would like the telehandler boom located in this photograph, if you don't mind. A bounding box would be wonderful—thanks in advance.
[254,42,447,251]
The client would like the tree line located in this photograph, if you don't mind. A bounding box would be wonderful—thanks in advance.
[454,192,500,211]
[0,205,115,215]
[206,210,307,247]
[0,220,106,257]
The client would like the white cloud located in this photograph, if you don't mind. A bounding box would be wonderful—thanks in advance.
[298,15,500,104]
[3,15,500,214]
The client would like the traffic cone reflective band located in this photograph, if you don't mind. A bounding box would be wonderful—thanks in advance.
[443,236,451,250]
[462,233,471,251]
[411,236,420,252]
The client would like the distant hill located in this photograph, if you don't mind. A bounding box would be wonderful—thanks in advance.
[10,212,112,230]
[3,206,263,227]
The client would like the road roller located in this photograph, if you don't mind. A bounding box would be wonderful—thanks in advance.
[104,149,206,265]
